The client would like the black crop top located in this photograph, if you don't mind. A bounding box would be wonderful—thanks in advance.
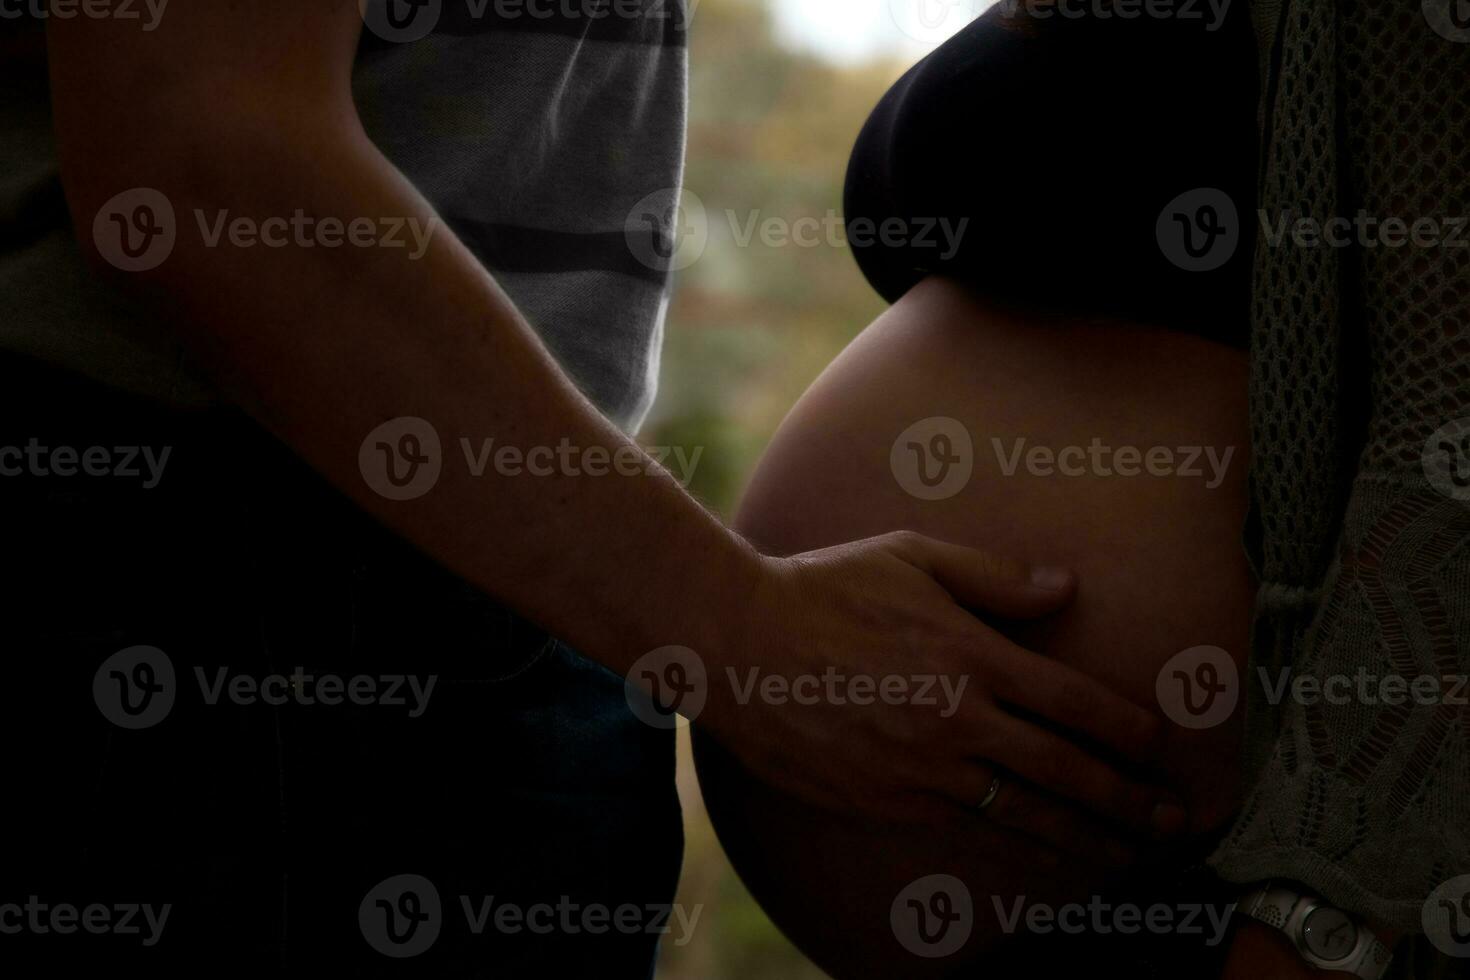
[843,5,1258,350]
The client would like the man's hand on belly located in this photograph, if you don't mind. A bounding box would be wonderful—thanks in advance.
[700,530,1190,859]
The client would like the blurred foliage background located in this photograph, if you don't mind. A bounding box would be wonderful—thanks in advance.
[642,0,905,520]
[637,1,919,976]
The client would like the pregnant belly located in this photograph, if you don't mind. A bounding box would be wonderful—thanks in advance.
[694,277,1254,977]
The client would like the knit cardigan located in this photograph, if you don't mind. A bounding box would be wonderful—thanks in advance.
[1208,2,1470,975]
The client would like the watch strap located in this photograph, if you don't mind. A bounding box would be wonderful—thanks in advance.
[1236,882,1393,980]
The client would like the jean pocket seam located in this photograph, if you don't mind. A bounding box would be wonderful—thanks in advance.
[447,633,560,687]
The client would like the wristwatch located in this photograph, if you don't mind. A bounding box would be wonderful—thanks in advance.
[1234,882,1393,978]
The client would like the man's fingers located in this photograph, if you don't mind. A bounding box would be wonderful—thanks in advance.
[889,531,1163,764]
[979,712,1186,839]
[969,774,1140,870]
[888,531,1076,619]
[985,641,1165,765]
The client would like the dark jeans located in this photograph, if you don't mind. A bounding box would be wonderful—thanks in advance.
[0,354,681,977]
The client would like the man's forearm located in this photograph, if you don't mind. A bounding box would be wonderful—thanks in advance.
[55,82,757,683]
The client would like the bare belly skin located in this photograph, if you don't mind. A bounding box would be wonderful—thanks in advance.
[694,277,1254,977]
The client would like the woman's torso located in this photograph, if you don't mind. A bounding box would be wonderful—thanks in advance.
[699,276,1254,976]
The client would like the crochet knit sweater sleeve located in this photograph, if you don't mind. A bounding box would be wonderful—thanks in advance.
[1208,0,1470,960]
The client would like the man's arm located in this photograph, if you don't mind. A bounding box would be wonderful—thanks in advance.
[46,1,1183,841]
[48,2,746,695]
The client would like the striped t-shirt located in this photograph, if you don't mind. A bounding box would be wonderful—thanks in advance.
[0,1,689,433]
